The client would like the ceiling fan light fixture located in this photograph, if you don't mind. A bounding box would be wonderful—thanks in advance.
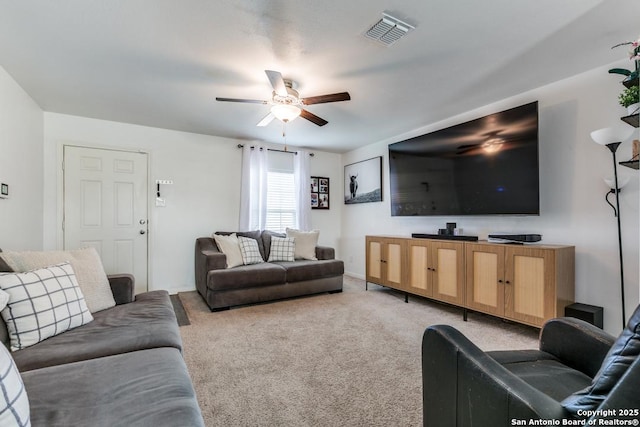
[271,104,301,122]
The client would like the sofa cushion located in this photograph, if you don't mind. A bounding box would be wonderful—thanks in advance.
[212,233,244,268]
[12,290,182,372]
[0,344,30,427]
[489,350,592,401]
[267,236,295,262]
[238,236,264,265]
[207,262,286,291]
[0,249,12,273]
[0,247,116,313]
[562,304,640,416]
[286,228,319,260]
[0,262,94,351]
[22,347,204,427]
[274,259,345,283]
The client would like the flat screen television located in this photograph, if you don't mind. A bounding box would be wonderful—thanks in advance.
[388,101,539,216]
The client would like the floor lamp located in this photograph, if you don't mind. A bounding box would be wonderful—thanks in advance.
[591,126,634,329]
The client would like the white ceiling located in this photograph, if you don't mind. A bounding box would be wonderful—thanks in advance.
[0,0,638,153]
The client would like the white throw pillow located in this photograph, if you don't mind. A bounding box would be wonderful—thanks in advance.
[0,247,115,313]
[0,343,30,426]
[286,228,319,260]
[0,289,9,311]
[0,262,93,351]
[238,236,264,265]
[267,237,295,262]
[213,233,244,268]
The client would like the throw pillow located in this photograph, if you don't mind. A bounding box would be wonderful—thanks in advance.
[238,236,264,265]
[0,247,115,313]
[286,228,319,260]
[0,290,8,311]
[562,304,640,416]
[0,262,93,351]
[213,233,244,268]
[0,344,30,426]
[267,237,295,262]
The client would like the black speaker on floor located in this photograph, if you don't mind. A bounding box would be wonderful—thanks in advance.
[565,303,603,329]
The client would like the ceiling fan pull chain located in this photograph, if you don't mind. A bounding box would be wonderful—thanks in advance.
[282,122,288,152]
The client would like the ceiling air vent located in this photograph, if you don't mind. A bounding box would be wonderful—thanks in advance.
[365,13,414,46]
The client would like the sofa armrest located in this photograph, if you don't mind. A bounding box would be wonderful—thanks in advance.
[422,325,569,425]
[195,238,227,295]
[315,246,335,260]
[539,317,615,378]
[107,274,135,305]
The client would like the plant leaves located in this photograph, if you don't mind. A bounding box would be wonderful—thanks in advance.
[609,68,632,76]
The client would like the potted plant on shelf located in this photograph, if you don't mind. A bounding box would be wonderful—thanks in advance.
[609,36,640,88]
[619,85,639,115]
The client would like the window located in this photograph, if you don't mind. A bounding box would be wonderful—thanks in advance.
[265,171,296,233]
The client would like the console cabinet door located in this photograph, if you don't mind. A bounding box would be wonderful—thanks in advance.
[430,241,464,305]
[504,247,554,327]
[406,240,432,297]
[465,243,505,317]
[366,237,406,291]
[366,237,384,285]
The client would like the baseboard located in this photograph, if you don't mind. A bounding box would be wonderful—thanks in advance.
[344,272,365,280]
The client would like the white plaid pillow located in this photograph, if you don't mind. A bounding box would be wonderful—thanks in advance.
[267,237,295,262]
[0,262,93,351]
[238,236,264,265]
[0,344,30,426]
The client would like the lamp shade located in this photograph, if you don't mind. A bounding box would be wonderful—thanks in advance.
[271,104,301,122]
[590,126,635,145]
[604,175,631,190]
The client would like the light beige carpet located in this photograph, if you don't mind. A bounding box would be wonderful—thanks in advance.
[178,276,539,427]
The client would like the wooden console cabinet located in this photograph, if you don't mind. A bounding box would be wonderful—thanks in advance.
[365,236,575,328]
[465,242,574,327]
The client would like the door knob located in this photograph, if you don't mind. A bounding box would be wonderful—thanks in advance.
[139,219,147,225]
[139,230,146,235]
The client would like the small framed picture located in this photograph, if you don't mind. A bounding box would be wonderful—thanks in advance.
[311,176,329,209]
[0,183,8,199]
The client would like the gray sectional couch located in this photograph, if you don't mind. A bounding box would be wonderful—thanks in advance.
[195,230,344,311]
[0,261,204,426]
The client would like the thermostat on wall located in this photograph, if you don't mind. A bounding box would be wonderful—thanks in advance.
[0,183,8,199]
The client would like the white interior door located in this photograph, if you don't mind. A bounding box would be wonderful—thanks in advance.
[63,145,148,294]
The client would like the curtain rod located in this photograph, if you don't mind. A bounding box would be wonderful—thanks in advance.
[237,144,314,156]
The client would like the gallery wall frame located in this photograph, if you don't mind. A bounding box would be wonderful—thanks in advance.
[344,156,382,204]
[311,176,330,209]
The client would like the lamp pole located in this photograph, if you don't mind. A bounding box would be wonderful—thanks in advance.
[605,141,626,329]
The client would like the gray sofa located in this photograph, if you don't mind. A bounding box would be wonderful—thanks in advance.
[0,256,204,427]
[195,230,344,311]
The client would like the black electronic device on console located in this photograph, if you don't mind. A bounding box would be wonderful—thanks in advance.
[411,233,479,242]
[487,233,542,243]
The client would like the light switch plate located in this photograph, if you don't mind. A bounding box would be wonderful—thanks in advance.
[0,183,8,199]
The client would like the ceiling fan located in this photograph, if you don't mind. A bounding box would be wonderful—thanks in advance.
[216,70,351,127]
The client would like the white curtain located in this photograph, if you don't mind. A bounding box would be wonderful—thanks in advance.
[239,145,268,231]
[294,149,311,230]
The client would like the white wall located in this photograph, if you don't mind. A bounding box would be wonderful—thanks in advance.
[340,61,639,335]
[42,113,343,293]
[0,66,44,250]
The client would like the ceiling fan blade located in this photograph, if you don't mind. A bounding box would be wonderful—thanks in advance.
[265,70,288,97]
[301,92,351,105]
[300,109,328,126]
[257,112,275,127]
[215,97,268,104]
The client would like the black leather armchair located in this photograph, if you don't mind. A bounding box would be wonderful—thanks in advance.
[422,306,640,426]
